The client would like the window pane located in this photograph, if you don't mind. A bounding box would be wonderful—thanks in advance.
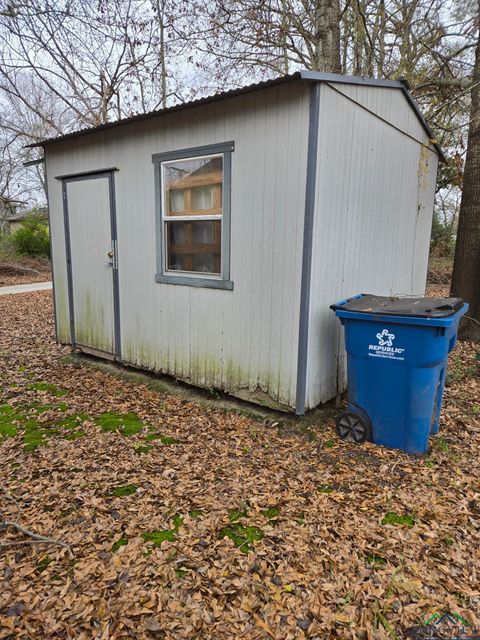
[166,220,221,274]
[163,156,223,216]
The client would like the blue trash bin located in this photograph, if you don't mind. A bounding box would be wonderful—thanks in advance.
[331,294,468,454]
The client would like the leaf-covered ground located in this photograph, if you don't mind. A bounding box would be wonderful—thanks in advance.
[0,258,52,287]
[0,291,479,639]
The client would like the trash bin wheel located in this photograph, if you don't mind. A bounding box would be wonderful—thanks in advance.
[336,412,370,444]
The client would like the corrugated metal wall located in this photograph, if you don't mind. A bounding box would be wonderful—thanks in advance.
[305,83,439,410]
[46,81,310,409]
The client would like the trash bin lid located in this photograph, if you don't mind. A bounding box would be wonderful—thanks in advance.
[332,294,464,318]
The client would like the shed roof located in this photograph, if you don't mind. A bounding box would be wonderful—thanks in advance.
[29,70,443,159]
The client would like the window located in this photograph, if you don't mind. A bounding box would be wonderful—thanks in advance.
[153,142,234,289]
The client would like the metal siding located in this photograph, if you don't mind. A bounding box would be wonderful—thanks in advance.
[46,160,70,343]
[305,84,438,410]
[328,83,434,150]
[412,147,438,293]
[45,81,309,409]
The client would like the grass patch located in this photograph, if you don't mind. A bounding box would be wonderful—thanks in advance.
[96,412,144,436]
[0,405,18,438]
[144,432,180,445]
[135,445,153,455]
[36,555,52,574]
[111,537,128,552]
[23,425,48,452]
[57,413,90,429]
[431,437,449,453]
[64,431,85,441]
[109,484,138,497]
[218,523,264,553]
[26,382,68,396]
[365,554,386,566]
[29,401,69,414]
[228,508,248,522]
[142,514,183,547]
[317,484,334,494]
[381,512,415,527]
[188,509,203,519]
[446,354,478,386]
[261,506,280,521]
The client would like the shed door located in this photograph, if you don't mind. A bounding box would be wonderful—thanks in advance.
[63,172,120,358]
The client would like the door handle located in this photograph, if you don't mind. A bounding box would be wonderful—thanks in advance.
[105,249,114,266]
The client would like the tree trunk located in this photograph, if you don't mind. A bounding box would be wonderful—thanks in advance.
[313,0,341,72]
[450,5,480,341]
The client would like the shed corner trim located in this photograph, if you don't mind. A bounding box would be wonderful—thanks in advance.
[295,81,321,416]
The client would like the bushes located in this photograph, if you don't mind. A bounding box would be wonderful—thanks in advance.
[11,211,50,258]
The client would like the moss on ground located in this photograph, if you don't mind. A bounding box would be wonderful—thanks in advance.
[261,506,280,521]
[135,445,153,455]
[111,537,128,552]
[219,523,264,553]
[144,432,180,445]
[108,484,138,497]
[142,514,183,547]
[26,382,68,396]
[96,412,144,436]
[0,403,90,451]
[0,405,18,438]
[381,512,415,527]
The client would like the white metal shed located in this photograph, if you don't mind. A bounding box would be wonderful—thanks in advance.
[34,71,441,413]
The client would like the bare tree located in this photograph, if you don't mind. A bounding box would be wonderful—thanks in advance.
[451,0,480,339]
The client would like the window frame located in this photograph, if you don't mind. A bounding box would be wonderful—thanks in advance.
[153,141,234,290]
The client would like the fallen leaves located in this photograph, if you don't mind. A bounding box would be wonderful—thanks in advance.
[0,291,479,639]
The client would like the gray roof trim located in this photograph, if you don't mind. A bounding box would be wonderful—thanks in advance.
[29,70,442,159]
[299,70,406,89]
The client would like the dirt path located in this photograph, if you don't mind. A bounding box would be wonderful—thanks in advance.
[0,281,52,296]
[0,291,479,639]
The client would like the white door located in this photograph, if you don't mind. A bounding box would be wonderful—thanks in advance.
[65,173,119,357]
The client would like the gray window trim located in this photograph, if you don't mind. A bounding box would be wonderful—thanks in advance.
[153,142,234,290]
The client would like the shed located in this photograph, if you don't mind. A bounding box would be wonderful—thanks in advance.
[33,71,441,413]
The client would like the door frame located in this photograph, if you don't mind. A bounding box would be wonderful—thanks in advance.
[58,168,121,360]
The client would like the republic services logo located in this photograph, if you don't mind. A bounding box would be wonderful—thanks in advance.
[376,329,395,347]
